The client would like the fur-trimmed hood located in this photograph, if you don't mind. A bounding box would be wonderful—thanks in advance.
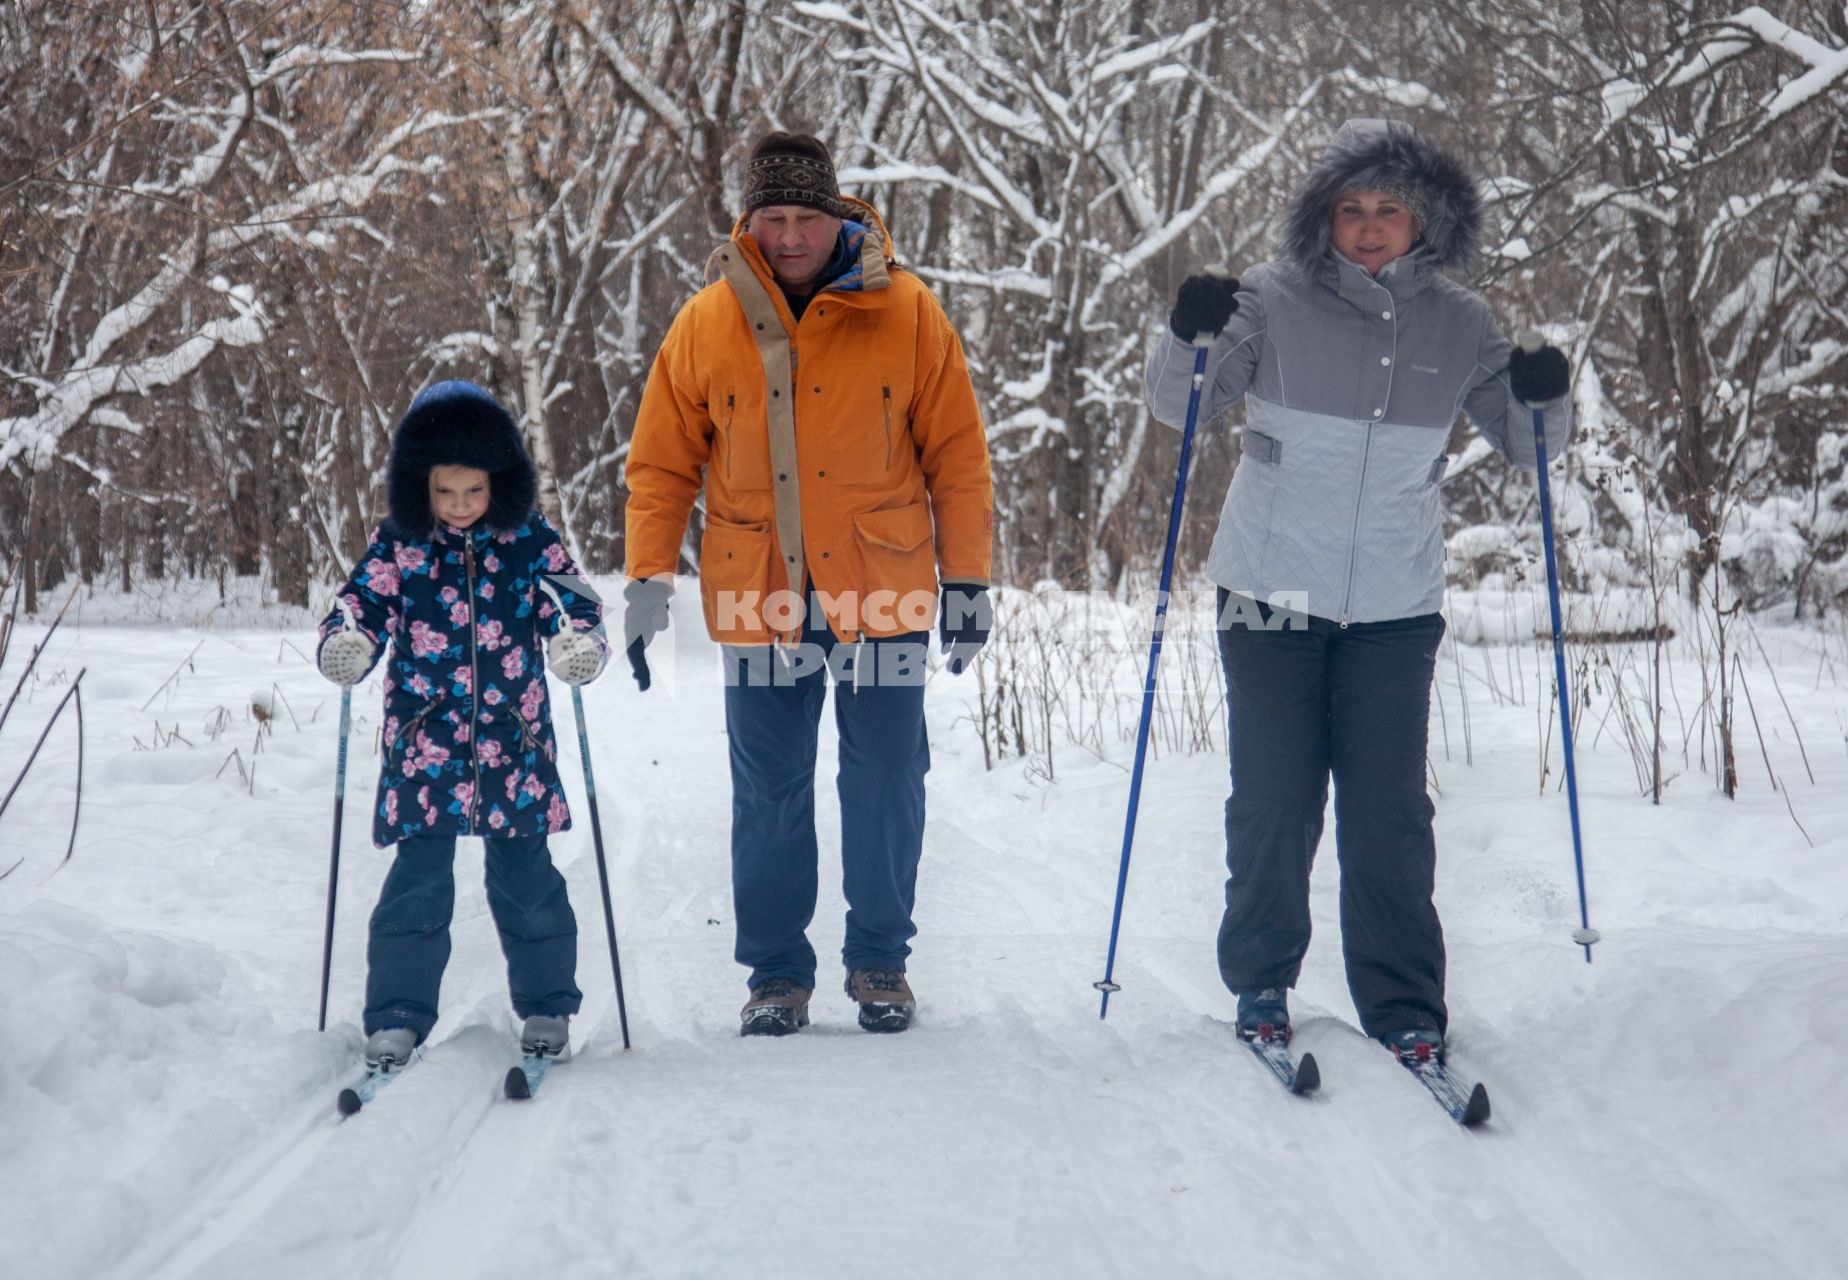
[384,380,538,538]
[1281,118,1483,277]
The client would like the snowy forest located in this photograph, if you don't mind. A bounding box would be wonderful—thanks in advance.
[4,0,1846,617]
[9,7,1848,1279]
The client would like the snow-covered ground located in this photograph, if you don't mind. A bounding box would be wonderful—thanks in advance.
[2,584,1845,1280]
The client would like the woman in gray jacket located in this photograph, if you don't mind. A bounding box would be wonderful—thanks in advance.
[1145,118,1572,1060]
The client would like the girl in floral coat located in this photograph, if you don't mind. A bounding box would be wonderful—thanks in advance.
[316,381,608,1067]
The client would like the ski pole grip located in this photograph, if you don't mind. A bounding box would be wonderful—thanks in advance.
[1192,262,1235,348]
[336,598,359,633]
[1517,329,1544,355]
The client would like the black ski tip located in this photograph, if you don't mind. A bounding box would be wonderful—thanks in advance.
[336,1088,363,1117]
[1292,1051,1321,1095]
[1462,1082,1491,1127]
[504,1066,532,1100]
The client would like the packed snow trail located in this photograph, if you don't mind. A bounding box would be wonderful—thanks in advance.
[2,593,1846,1279]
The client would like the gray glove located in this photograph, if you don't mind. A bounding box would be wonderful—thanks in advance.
[546,631,607,685]
[318,629,376,687]
[622,577,673,692]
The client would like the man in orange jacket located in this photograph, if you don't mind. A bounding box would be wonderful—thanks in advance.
[622,132,994,1036]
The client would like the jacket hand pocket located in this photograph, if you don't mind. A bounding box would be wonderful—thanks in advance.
[699,513,774,638]
[1242,429,1282,465]
[852,501,936,632]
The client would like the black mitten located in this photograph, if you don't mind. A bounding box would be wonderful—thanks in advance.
[1169,274,1240,343]
[1509,344,1569,404]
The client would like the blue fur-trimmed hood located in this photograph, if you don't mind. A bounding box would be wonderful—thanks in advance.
[1281,118,1483,277]
[383,380,538,539]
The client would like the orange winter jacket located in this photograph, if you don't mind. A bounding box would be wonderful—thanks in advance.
[624,198,993,645]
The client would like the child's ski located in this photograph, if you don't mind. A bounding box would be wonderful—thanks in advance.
[504,1053,558,1100]
[335,1055,419,1116]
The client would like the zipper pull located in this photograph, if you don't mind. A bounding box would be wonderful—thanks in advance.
[1339,614,1350,630]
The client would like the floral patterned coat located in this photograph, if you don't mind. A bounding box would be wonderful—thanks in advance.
[318,515,605,848]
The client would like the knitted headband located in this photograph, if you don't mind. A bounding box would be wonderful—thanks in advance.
[1337,180,1429,230]
[744,131,844,218]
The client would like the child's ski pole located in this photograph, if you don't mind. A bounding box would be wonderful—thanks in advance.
[319,600,359,1031]
[541,579,632,1048]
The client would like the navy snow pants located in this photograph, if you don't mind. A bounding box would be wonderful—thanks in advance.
[364,831,582,1039]
[721,594,930,992]
[1215,589,1448,1039]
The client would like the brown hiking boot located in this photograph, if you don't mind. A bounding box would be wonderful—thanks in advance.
[740,979,811,1037]
[844,968,915,1033]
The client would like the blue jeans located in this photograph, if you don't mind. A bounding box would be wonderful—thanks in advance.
[364,832,582,1039]
[1215,590,1448,1039]
[721,598,930,992]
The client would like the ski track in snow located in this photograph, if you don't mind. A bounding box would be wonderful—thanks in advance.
[3,595,1847,1278]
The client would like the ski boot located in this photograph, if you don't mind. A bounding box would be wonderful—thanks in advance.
[520,1014,571,1061]
[1381,1027,1446,1063]
[364,1027,420,1070]
[1235,988,1290,1044]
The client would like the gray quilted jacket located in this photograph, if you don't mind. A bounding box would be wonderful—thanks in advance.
[1145,117,1567,627]
[1146,121,1570,626]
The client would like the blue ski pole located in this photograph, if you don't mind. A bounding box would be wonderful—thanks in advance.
[1096,323,1216,1018]
[1520,333,1598,963]
[541,579,632,1049]
[318,601,358,1032]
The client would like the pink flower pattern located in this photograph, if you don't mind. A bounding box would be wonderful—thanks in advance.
[404,730,451,777]
[364,558,402,597]
[409,620,448,659]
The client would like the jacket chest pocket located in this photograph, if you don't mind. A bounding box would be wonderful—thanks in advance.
[717,385,773,491]
[815,368,908,482]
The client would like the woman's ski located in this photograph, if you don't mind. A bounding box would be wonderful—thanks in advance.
[1394,1044,1490,1126]
[1242,1029,1320,1095]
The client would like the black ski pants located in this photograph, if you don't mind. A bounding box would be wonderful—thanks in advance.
[1214,589,1447,1039]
